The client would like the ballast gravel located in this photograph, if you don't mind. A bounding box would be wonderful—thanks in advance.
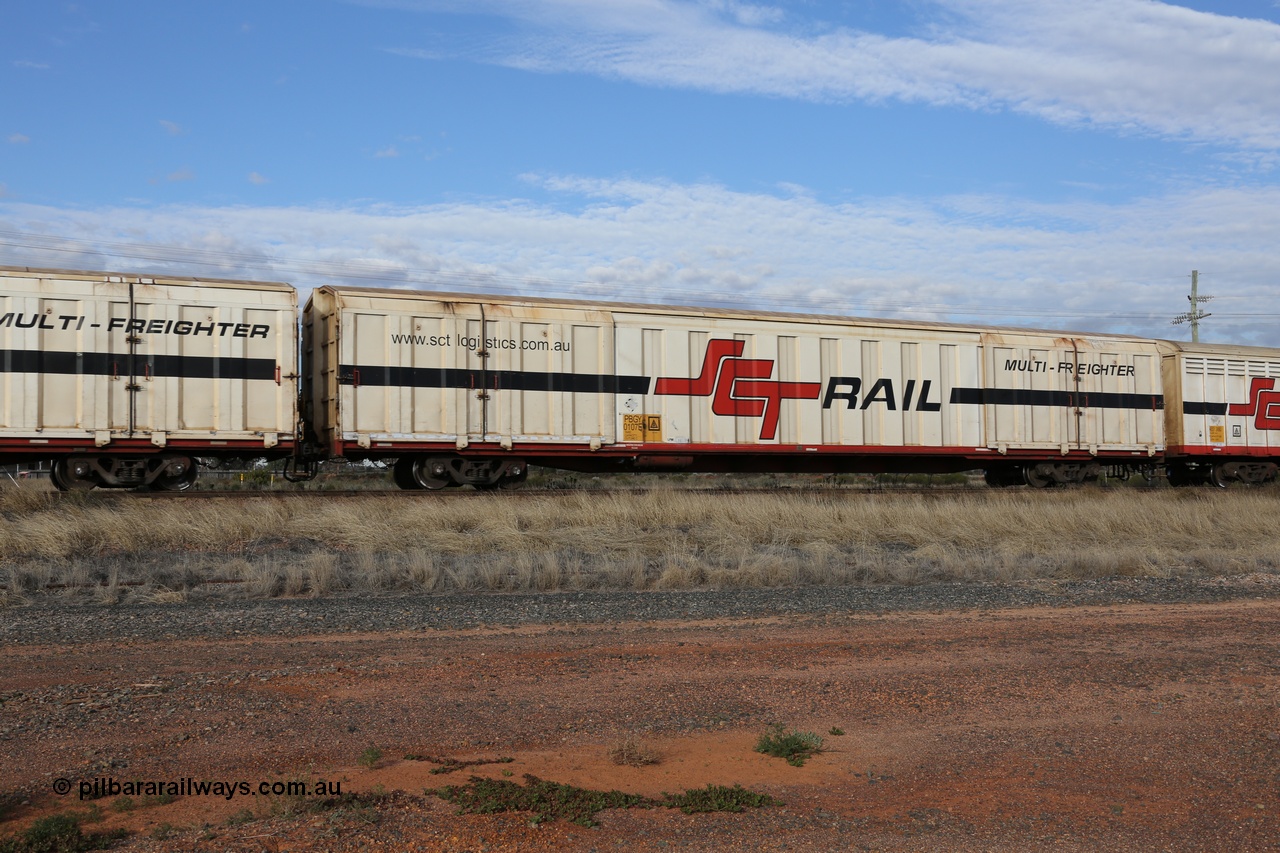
[6,574,1280,645]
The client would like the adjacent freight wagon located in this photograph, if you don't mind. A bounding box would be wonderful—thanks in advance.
[3,266,1277,489]
[0,267,298,489]
[1161,341,1280,486]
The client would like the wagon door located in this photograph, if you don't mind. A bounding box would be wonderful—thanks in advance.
[461,308,500,442]
[1070,339,1161,454]
[104,284,145,437]
[460,304,617,445]
[104,282,183,440]
[981,333,1078,451]
[124,284,171,437]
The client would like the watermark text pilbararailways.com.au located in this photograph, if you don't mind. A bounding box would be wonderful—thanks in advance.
[53,776,343,801]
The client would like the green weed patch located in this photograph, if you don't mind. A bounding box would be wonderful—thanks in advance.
[431,774,779,827]
[755,724,825,767]
[659,784,780,814]
[0,813,127,853]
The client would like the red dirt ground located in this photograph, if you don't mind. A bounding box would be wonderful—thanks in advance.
[5,599,1280,851]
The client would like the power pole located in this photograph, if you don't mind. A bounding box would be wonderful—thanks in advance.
[1172,269,1213,342]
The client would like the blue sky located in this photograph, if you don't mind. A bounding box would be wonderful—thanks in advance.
[3,0,1280,344]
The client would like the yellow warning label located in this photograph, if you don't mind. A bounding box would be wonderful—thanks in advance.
[623,414,662,442]
[1208,424,1226,444]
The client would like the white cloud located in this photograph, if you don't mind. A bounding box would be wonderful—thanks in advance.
[159,119,185,136]
[166,169,195,182]
[699,0,784,27]
[385,0,1280,149]
[8,133,30,144]
[12,60,50,70]
[248,172,270,185]
[375,145,400,158]
[1,174,1277,345]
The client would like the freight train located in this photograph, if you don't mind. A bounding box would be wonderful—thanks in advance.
[1,266,1277,490]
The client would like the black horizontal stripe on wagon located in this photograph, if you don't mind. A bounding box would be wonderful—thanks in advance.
[949,387,1163,411]
[339,365,1167,412]
[0,349,278,381]
[337,364,651,395]
[1181,401,1228,416]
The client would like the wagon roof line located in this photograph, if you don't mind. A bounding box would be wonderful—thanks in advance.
[0,265,294,292]
[314,284,1157,340]
[316,283,1214,349]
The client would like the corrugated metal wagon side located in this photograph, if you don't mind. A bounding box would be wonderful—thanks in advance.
[303,285,1177,489]
[1161,340,1280,486]
[303,285,625,489]
[611,310,985,472]
[973,330,1164,486]
[611,310,1165,485]
[0,267,298,489]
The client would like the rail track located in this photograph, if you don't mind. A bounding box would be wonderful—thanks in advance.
[49,483,1089,499]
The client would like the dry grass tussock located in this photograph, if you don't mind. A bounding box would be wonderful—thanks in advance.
[609,736,662,767]
[1,480,1277,603]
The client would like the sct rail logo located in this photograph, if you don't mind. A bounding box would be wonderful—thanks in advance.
[653,339,821,440]
[1227,378,1280,429]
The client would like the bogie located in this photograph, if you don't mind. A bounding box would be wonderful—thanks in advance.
[1169,460,1280,488]
[47,454,200,490]
[392,455,529,490]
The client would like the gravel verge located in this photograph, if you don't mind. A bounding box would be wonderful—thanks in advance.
[6,574,1280,644]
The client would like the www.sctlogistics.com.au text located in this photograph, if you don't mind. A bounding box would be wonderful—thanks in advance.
[73,777,343,801]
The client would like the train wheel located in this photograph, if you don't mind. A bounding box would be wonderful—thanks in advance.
[49,464,70,492]
[411,457,453,490]
[498,465,528,490]
[52,458,96,490]
[154,456,198,491]
[1206,464,1232,489]
[477,472,526,491]
[392,457,421,490]
[1023,464,1055,489]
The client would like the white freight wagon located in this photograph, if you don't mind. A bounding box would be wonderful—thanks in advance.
[612,309,1163,486]
[0,267,298,489]
[1161,341,1280,485]
[303,286,1166,488]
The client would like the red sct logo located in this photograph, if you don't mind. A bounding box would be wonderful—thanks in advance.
[653,339,821,440]
[1227,378,1280,430]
